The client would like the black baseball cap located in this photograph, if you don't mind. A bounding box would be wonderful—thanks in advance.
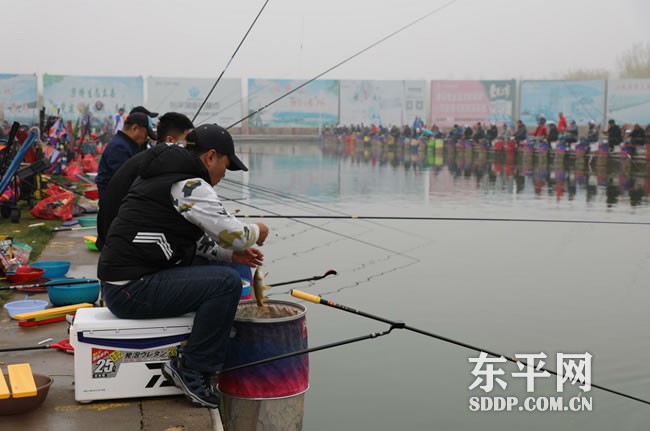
[130,106,159,118]
[125,112,157,140]
[186,124,247,172]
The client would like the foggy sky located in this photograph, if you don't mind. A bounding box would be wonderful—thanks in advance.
[2,0,649,81]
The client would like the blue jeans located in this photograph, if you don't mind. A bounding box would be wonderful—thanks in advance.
[103,265,242,373]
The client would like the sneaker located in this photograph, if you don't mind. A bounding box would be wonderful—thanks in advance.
[162,358,220,408]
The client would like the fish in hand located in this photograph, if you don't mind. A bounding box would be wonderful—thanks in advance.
[252,266,271,308]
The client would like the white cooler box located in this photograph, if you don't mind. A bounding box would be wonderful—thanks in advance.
[71,307,195,403]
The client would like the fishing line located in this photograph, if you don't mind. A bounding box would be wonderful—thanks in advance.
[191,0,270,123]
[291,289,650,406]
[219,177,435,253]
[219,191,420,262]
[217,183,382,253]
[220,178,336,216]
[229,214,650,226]
[226,0,459,129]
[218,186,351,253]
[218,185,424,300]
[221,176,345,216]
[199,0,458,126]
[221,177,437,237]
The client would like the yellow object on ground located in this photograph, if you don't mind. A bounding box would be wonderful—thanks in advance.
[7,364,37,398]
[0,370,9,399]
[13,303,94,321]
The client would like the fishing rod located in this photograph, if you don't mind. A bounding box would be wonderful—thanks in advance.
[52,226,97,232]
[219,326,397,375]
[268,269,337,288]
[290,289,650,406]
[192,0,270,123]
[235,214,650,226]
[221,177,649,228]
[0,338,73,353]
[226,0,459,129]
[0,278,99,291]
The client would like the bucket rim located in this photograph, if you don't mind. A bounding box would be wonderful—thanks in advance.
[235,300,306,323]
[219,385,309,400]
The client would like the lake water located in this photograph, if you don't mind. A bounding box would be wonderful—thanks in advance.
[221,140,650,430]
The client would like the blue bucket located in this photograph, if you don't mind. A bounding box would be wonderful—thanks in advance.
[47,278,100,306]
[30,260,71,279]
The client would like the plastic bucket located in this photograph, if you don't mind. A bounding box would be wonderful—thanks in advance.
[240,280,252,300]
[220,300,308,399]
[219,300,308,430]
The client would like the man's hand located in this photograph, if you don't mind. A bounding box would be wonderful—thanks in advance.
[232,247,264,267]
[255,222,269,246]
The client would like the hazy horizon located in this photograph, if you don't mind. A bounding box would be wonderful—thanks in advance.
[1,0,648,82]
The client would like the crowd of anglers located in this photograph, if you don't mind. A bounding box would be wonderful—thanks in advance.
[323,115,650,157]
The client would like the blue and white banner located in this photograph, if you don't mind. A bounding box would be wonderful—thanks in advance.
[0,74,38,125]
[519,80,605,126]
[147,77,242,127]
[248,79,339,128]
[606,79,650,125]
[43,74,143,129]
[340,80,404,126]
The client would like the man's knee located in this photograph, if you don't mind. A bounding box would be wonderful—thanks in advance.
[222,267,243,295]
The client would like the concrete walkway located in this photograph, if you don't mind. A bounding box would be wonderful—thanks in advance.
[0,227,220,430]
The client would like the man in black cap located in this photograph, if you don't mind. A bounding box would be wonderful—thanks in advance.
[98,124,268,409]
[129,105,159,118]
[96,112,194,250]
[96,112,156,199]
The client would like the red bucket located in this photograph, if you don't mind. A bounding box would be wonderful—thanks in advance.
[219,300,308,399]
[84,189,99,200]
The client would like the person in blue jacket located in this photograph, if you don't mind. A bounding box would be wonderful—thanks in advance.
[95,112,156,199]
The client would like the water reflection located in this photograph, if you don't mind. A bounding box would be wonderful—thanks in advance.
[319,135,650,209]
[230,138,649,431]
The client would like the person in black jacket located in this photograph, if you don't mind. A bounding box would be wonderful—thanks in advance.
[565,120,579,144]
[96,112,194,250]
[463,125,473,140]
[604,119,622,151]
[630,123,646,148]
[587,120,599,143]
[547,122,559,143]
[514,120,528,144]
[99,125,268,409]
[486,123,498,144]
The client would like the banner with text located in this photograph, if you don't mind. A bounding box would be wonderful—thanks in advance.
[430,80,515,128]
[339,80,405,126]
[247,79,338,128]
[403,80,428,126]
[43,74,143,131]
[606,79,650,125]
[147,77,242,127]
[0,74,38,125]
[519,80,605,126]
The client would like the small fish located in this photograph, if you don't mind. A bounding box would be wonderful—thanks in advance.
[252,266,271,308]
